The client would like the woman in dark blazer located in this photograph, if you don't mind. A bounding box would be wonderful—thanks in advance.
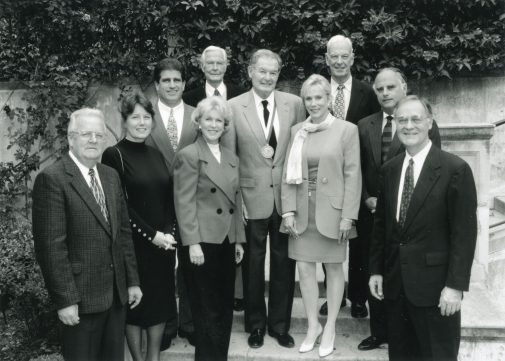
[281,74,362,357]
[102,92,177,361]
[174,96,246,361]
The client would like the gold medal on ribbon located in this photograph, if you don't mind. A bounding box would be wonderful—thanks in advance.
[261,145,274,159]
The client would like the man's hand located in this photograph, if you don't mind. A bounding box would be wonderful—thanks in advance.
[284,215,298,239]
[438,286,463,316]
[369,275,384,300]
[338,218,353,243]
[365,197,377,213]
[235,243,244,264]
[128,286,143,309]
[189,244,205,266]
[57,304,79,326]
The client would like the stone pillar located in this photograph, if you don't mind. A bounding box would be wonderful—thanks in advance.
[440,123,495,284]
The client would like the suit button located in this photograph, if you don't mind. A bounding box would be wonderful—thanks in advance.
[217,208,222,214]
[229,209,234,214]
[399,243,404,246]
[211,188,216,193]
[109,263,114,269]
[270,185,273,188]
[272,166,275,169]
[321,177,328,184]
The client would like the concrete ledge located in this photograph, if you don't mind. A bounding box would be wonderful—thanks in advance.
[440,123,495,141]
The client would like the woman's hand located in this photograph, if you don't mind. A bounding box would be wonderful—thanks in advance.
[163,233,177,250]
[152,231,176,250]
[235,244,244,264]
[284,215,299,239]
[338,218,353,243]
[189,244,205,266]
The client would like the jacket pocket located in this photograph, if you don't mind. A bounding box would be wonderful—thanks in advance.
[240,178,256,188]
[70,262,82,275]
[425,252,448,266]
[328,195,344,210]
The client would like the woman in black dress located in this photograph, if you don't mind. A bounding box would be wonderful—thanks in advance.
[102,92,177,361]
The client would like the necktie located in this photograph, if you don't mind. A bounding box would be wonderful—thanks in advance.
[399,159,414,227]
[381,115,393,164]
[166,108,178,151]
[88,168,109,223]
[262,100,277,152]
[333,84,345,119]
[213,88,221,97]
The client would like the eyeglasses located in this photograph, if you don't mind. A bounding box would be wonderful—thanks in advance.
[396,116,427,126]
[69,131,105,140]
[253,68,280,78]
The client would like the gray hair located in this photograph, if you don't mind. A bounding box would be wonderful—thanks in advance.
[191,96,232,132]
[249,49,282,69]
[68,108,106,133]
[395,95,433,118]
[300,74,331,100]
[200,46,228,65]
[326,35,353,53]
[374,67,408,88]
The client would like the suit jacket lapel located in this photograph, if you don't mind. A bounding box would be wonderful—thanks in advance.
[97,164,117,240]
[389,154,404,226]
[179,103,196,149]
[149,103,176,169]
[346,79,362,119]
[388,132,403,159]
[369,113,383,167]
[197,137,236,204]
[241,90,266,147]
[273,91,290,164]
[64,156,111,235]
[402,146,441,232]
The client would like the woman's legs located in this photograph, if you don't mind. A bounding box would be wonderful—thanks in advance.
[126,324,143,361]
[321,262,345,347]
[145,323,166,361]
[297,261,322,345]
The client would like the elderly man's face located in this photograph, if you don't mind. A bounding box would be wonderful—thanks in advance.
[374,70,407,114]
[248,56,280,99]
[325,40,354,83]
[395,100,433,155]
[201,50,227,86]
[68,115,106,167]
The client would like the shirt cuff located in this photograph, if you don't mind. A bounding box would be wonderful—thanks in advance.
[282,212,295,218]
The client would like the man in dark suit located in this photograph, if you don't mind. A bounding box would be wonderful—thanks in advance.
[222,49,306,349]
[182,45,245,107]
[369,95,477,361]
[319,34,381,319]
[32,108,142,361]
[357,68,441,351]
[145,58,198,346]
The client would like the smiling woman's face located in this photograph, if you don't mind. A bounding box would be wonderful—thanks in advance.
[199,109,225,144]
[125,104,153,142]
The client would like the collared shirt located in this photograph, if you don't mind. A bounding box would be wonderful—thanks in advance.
[382,112,397,136]
[205,81,227,99]
[252,90,279,139]
[330,76,353,118]
[158,99,184,142]
[396,141,432,221]
[68,151,104,190]
[207,142,221,163]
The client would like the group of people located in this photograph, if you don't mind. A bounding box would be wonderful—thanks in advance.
[32,34,478,361]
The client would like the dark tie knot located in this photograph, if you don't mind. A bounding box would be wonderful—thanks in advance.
[337,84,344,91]
[88,168,95,177]
[386,115,393,123]
[214,88,220,96]
[261,100,268,109]
[409,158,414,167]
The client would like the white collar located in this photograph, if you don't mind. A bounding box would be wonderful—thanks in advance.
[205,81,226,96]
[252,89,275,108]
[406,140,432,162]
[331,76,353,91]
[158,99,183,113]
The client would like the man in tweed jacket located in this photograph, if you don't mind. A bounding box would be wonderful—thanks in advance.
[32,108,141,361]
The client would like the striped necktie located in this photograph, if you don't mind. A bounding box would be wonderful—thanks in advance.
[381,115,393,164]
[88,168,109,223]
[399,159,414,227]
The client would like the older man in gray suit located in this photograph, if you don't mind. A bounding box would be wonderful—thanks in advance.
[33,108,141,361]
[222,49,305,349]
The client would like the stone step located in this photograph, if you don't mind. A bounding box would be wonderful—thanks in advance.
[494,196,505,215]
[161,332,388,361]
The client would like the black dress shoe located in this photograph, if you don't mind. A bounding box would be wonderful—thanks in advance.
[268,329,295,348]
[233,298,244,312]
[319,298,346,316]
[351,302,368,318]
[178,328,196,346]
[248,329,264,348]
[358,335,386,351]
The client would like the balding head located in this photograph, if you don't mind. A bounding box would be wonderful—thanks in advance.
[373,68,408,114]
[325,35,354,84]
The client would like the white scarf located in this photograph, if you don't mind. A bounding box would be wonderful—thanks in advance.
[285,114,335,184]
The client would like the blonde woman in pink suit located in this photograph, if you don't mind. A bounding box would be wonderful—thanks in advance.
[281,74,362,357]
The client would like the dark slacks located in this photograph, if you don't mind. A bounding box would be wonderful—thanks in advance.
[386,290,461,361]
[356,212,387,340]
[242,207,296,333]
[60,298,126,361]
[181,239,236,361]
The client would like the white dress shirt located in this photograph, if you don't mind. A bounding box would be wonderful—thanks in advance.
[68,151,105,190]
[396,141,432,221]
[207,142,221,163]
[331,76,353,118]
[382,112,397,136]
[158,99,184,142]
[205,81,227,99]
[252,90,279,139]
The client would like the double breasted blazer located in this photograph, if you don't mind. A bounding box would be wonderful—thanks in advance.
[32,154,139,314]
[345,78,381,124]
[145,101,197,174]
[369,145,477,307]
[174,136,246,246]
[221,89,306,219]
[182,82,245,107]
[281,117,362,239]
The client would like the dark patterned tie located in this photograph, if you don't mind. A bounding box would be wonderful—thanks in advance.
[262,100,277,153]
[381,115,393,164]
[399,159,414,227]
[333,84,345,119]
[88,168,109,223]
[213,88,220,96]
[166,108,178,151]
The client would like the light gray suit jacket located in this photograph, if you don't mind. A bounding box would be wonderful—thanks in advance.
[221,89,305,219]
